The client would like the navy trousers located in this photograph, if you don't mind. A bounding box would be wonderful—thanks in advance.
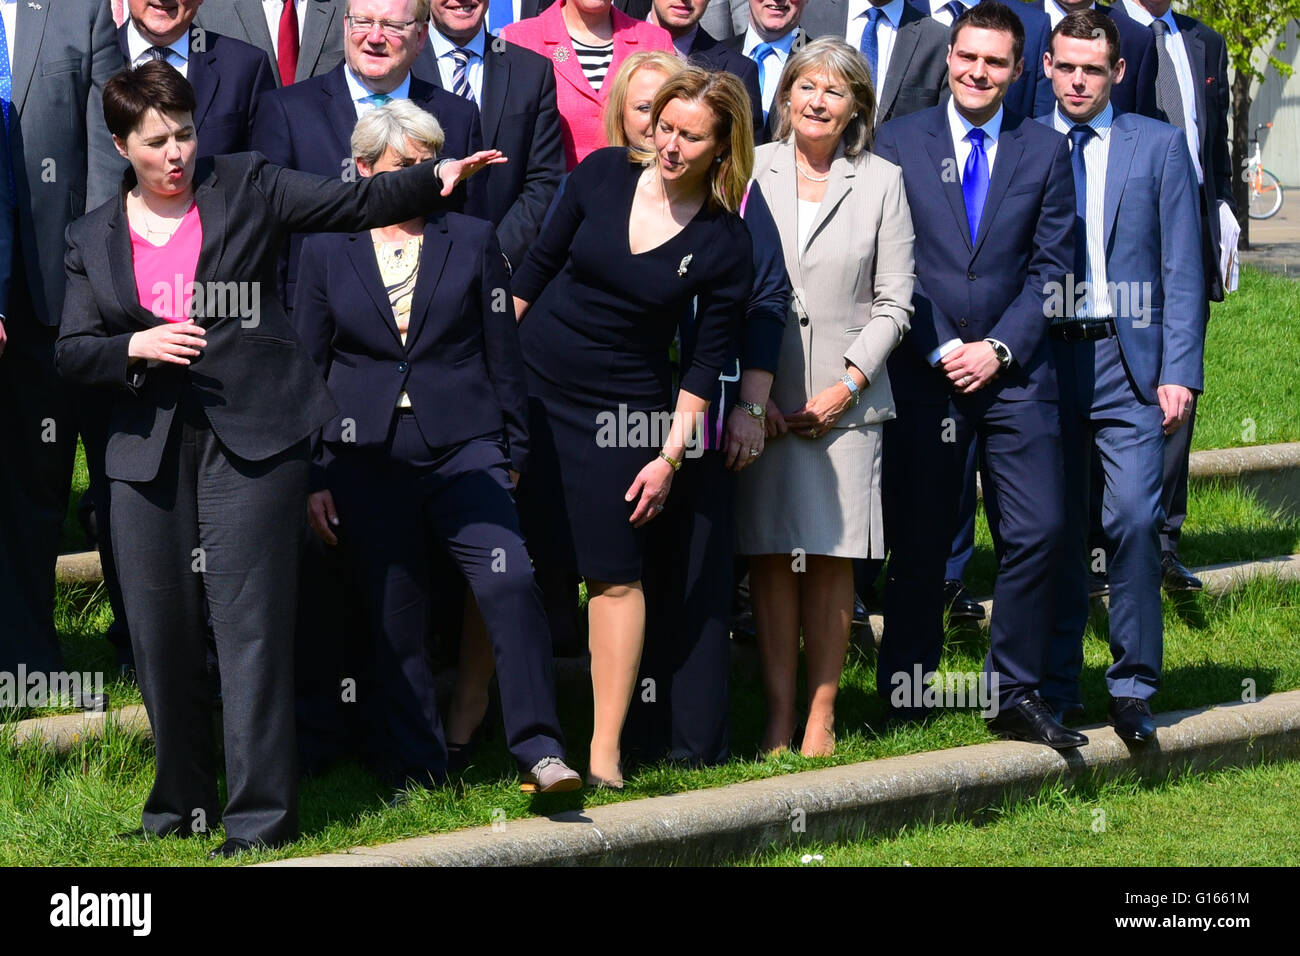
[1043,335,1165,707]
[326,418,565,780]
[881,393,1065,713]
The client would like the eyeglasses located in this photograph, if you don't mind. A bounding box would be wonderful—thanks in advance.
[345,15,420,37]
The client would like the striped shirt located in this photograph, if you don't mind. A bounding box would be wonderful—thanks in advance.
[1053,104,1114,321]
[572,38,614,92]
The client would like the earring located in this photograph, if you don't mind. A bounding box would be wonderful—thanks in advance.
[714,156,723,164]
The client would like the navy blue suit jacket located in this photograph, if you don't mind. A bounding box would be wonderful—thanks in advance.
[250,64,483,309]
[116,25,275,157]
[874,103,1074,403]
[295,214,530,478]
[1035,109,1205,401]
[689,28,764,141]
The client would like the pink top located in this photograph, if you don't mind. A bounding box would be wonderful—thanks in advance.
[502,1,674,170]
[131,204,203,323]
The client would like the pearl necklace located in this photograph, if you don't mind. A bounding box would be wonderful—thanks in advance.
[796,163,830,183]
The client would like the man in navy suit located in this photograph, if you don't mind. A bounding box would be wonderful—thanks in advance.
[1109,0,1233,595]
[923,0,1052,119]
[118,0,275,157]
[250,0,482,309]
[721,0,809,141]
[873,2,1084,748]
[416,0,564,270]
[1038,10,1202,741]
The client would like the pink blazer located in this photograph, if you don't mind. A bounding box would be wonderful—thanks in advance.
[502,2,674,170]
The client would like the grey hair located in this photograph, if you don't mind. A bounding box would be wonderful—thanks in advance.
[350,99,445,169]
[771,36,876,156]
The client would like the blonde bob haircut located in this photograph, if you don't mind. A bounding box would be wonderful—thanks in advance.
[351,99,445,170]
[603,50,688,148]
[628,67,755,213]
[771,36,876,156]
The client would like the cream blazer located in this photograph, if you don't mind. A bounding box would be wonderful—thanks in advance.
[752,139,916,427]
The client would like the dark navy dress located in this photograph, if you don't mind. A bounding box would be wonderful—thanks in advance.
[512,147,753,583]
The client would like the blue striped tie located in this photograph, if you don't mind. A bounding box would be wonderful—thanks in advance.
[451,48,476,105]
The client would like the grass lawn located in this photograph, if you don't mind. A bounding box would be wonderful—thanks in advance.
[738,759,1300,867]
[3,574,1296,865]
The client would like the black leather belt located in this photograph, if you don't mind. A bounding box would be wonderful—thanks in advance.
[1050,319,1113,342]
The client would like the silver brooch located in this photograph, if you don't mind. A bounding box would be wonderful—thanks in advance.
[677,254,693,277]
[552,45,570,63]
[27,2,41,8]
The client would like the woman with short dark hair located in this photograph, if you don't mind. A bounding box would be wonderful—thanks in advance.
[56,62,499,857]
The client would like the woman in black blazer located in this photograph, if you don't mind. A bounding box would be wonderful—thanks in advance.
[294,101,580,796]
[55,63,499,858]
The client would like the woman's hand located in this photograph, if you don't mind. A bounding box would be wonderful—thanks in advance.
[724,407,765,472]
[438,150,507,196]
[625,455,675,527]
[307,489,340,546]
[784,382,853,439]
[127,321,207,365]
[764,397,788,438]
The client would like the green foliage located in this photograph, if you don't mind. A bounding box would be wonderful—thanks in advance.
[1180,0,1300,83]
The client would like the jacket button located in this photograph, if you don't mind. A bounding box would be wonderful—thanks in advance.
[397,361,409,373]
[959,318,968,328]
[967,270,976,281]
[800,316,809,327]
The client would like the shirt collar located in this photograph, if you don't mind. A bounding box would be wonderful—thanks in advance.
[1122,0,1177,32]
[851,0,905,28]
[430,26,487,60]
[743,25,799,58]
[930,0,970,14]
[948,98,1003,146]
[1053,102,1114,140]
[126,20,191,66]
[344,65,412,105]
[671,25,700,58]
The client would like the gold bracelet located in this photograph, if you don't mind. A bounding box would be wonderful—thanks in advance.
[659,451,682,471]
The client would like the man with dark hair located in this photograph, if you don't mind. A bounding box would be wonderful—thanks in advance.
[1029,0,1155,115]
[0,0,119,678]
[873,2,1084,748]
[1109,0,1233,593]
[923,0,1052,117]
[1038,9,1203,741]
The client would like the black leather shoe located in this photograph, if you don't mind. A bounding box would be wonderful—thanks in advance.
[1088,573,1110,598]
[944,580,985,621]
[852,592,870,626]
[1109,696,1156,743]
[209,838,258,859]
[987,694,1088,749]
[1161,551,1203,592]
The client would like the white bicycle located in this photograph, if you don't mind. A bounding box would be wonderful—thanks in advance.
[1245,122,1284,220]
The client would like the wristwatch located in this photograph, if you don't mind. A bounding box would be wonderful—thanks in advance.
[735,399,766,420]
[840,373,862,407]
[985,338,1012,370]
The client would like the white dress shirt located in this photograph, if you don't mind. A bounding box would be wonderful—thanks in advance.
[847,0,904,92]
[262,0,308,59]
[126,20,191,78]
[431,26,486,103]
[0,0,16,73]
[343,65,413,118]
[743,25,800,114]
[929,0,971,27]
[1121,0,1202,184]
[1053,103,1114,319]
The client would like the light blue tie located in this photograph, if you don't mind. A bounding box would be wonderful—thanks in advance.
[752,42,777,121]
[363,92,393,108]
[860,7,883,86]
[487,0,513,35]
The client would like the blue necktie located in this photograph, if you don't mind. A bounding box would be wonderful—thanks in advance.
[860,7,883,86]
[487,0,514,36]
[752,42,777,120]
[1068,124,1095,313]
[943,0,966,21]
[962,127,989,244]
[0,11,12,131]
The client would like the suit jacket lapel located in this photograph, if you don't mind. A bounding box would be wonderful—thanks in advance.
[972,120,1024,256]
[299,0,337,82]
[541,7,602,107]
[480,36,510,144]
[345,233,406,350]
[878,6,922,122]
[324,68,363,158]
[1177,17,1209,156]
[188,44,220,134]
[403,219,453,350]
[764,140,804,290]
[13,0,50,113]
[804,148,854,254]
[924,110,972,253]
[191,161,228,287]
[1102,120,1138,249]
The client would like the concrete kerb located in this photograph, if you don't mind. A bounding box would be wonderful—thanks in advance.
[261,690,1300,867]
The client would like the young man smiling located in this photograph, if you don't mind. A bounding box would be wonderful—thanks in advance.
[873,3,1082,748]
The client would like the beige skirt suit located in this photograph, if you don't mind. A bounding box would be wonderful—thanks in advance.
[735,139,916,559]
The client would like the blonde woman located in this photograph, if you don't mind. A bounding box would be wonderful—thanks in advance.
[735,37,915,757]
[603,50,688,149]
[512,69,755,788]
